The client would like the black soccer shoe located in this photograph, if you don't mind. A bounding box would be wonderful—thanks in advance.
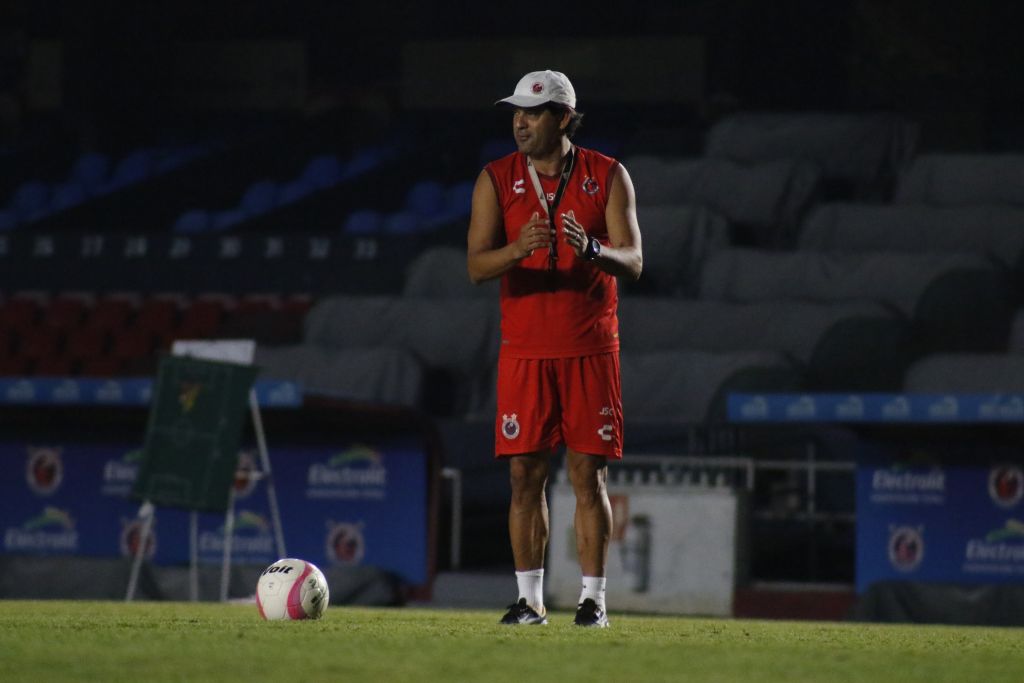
[573,598,610,628]
[499,598,548,625]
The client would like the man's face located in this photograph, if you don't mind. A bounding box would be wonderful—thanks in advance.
[512,106,564,157]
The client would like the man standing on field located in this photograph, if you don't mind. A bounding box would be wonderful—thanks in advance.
[467,70,643,627]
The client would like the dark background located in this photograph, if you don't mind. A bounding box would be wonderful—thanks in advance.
[2,0,1022,158]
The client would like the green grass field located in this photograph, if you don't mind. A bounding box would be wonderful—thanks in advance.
[1,600,1022,683]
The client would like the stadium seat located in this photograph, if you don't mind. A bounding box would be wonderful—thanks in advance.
[176,299,226,339]
[103,149,153,192]
[704,112,919,200]
[620,349,802,424]
[895,154,1024,207]
[798,203,1024,269]
[239,180,280,217]
[134,298,179,337]
[342,209,383,235]
[402,246,498,299]
[903,353,1024,392]
[16,326,63,361]
[617,297,913,391]
[633,205,732,296]
[423,179,475,229]
[277,178,314,206]
[0,297,40,330]
[254,345,424,407]
[79,356,124,377]
[300,155,343,189]
[64,326,109,362]
[211,208,246,231]
[33,355,75,376]
[70,152,111,195]
[342,146,388,179]
[698,248,1016,354]
[49,181,88,213]
[45,296,90,332]
[172,209,212,233]
[624,156,822,246]
[0,353,31,375]
[88,297,136,334]
[405,180,446,219]
[382,211,422,235]
[109,328,157,363]
[10,181,50,223]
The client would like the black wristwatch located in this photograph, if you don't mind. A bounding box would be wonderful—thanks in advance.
[583,236,601,261]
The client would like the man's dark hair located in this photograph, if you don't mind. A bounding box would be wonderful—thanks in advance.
[545,103,584,139]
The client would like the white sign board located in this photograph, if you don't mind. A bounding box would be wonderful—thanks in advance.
[547,478,745,616]
[171,339,256,366]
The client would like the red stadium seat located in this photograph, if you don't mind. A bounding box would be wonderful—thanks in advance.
[135,298,180,336]
[79,356,125,377]
[89,297,137,334]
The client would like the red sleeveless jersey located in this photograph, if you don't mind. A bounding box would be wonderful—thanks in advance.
[485,146,620,359]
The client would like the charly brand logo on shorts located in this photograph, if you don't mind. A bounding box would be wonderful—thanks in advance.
[502,413,521,440]
[989,465,1024,509]
[888,525,924,572]
[582,177,600,195]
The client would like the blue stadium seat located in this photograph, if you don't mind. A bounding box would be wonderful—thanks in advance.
[49,181,87,212]
[103,149,153,192]
[211,208,246,231]
[172,209,211,233]
[342,147,387,179]
[10,181,50,223]
[342,209,383,235]
[405,180,446,219]
[444,180,475,216]
[239,180,279,216]
[300,155,343,189]
[382,210,422,235]
[71,152,110,195]
[277,178,314,206]
[423,180,475,230]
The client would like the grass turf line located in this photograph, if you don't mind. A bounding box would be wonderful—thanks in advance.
[0,600,1022,683]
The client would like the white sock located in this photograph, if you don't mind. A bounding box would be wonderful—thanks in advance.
[515,569,545,614]
[579,576,606,612]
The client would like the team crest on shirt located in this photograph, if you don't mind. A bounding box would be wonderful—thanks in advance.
[501,413,521,440]
[582,177,600,195]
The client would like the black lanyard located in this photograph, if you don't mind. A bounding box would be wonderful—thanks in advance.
[526,146,575,272]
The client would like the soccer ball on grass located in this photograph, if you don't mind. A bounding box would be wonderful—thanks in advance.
[256,558,330,620]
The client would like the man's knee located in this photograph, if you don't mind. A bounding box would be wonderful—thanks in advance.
[567,455,608,508]
[509,455,549,504]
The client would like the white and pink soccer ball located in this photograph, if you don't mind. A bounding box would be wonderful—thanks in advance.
[256,558,330,620]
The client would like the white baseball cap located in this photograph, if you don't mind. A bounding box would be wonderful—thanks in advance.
[495,70,577,109]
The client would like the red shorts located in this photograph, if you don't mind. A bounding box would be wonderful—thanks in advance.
[495,352,623,459]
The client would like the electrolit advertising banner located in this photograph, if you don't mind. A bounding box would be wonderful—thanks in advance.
[0,440,428,585]
[856,457,1024,593]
